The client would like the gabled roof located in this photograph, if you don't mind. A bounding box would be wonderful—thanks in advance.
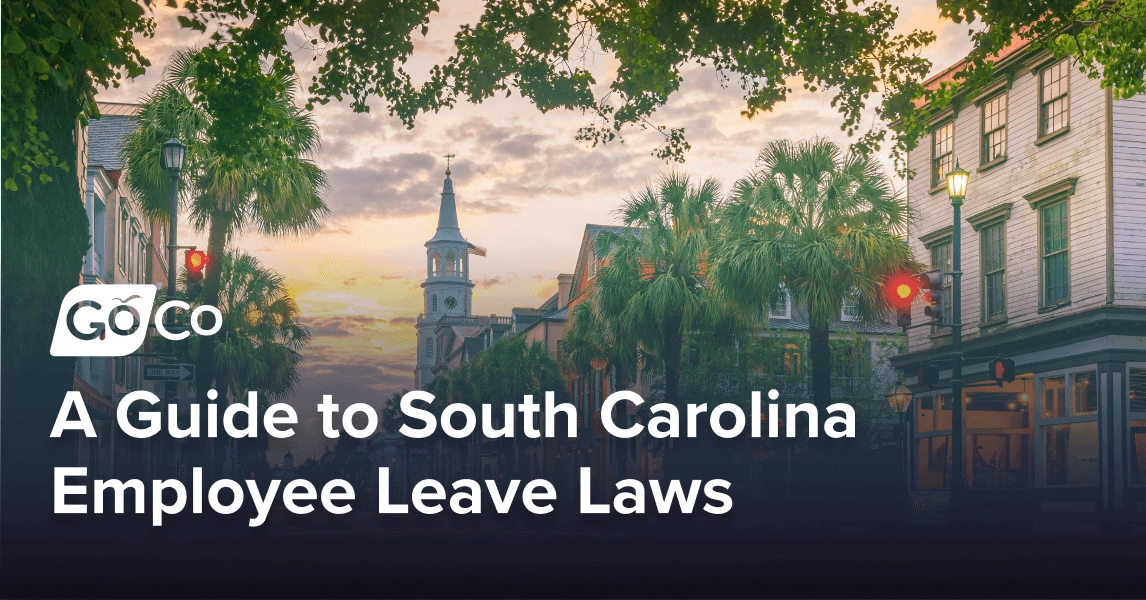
[915,34,1032,109]
[87,112,138,171]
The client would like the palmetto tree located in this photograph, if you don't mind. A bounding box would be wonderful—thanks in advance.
[710,138,915,409]
[594,173,731,408]
[122,49,327,411]
[176,250,310,475]
[559,301,641,390]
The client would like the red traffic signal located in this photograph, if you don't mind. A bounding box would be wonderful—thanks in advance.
[885,272,922,310]
[185,250,209,282]
[988,358,1016,385]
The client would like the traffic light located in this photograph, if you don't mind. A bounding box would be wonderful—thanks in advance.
[917,363,940,387]
[988,357,1016,386]
[885,272,922,329]
[920,270,944,322]
[185,250,208,282]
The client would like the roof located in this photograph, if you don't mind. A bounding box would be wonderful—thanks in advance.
[585,224,633,259]
[96,101,141,117]
[915,34,1032,108]
[87,114,138,171]
[428,174,467,244]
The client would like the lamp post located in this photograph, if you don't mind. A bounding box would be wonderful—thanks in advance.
[160,137,185,477]
[944,161,970,515]
[886,382,914,508]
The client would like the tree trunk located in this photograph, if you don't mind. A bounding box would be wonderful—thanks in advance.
[1,78,91,524]
[808,316,832,409]
[196,213,229,479]
[661,315,683,478]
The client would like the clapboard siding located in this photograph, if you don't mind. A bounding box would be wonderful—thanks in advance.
[1112,94,1146,304]
[905,58,1116,352]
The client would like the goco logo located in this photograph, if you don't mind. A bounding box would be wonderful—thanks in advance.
[50,285,222,357]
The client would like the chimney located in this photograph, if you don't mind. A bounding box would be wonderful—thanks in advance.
[557,274,574,310]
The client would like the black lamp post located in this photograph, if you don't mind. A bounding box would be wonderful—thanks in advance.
[160,137,185,477]
[886,382,914,504]
[944,160,970,513]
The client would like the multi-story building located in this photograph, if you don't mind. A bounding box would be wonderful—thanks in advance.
[891,42,1146,519]
[70,102,171,479]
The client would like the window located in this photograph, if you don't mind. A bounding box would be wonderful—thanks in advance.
[768,288,791,319]
[915,394,953,489]
[1040,59,1070,137]
[840,289,861,322]
[930,241,952,331]
[980,221,1006,321]
[931,122,954,188]
[1131,420,1146,486]
[981,93,1007,163]
[781,343,802,376]
[425,337,433,359]
[137,237,147,283]
[1130,367,1146,413]
[445,252,457,276]
[431,294,438,313]
[1041,201,1069,307]
[592,369,603,412]
[1039,371,1099,486]
[119,210,129,270]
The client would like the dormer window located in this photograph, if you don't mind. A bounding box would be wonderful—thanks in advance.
[768,288,792,319]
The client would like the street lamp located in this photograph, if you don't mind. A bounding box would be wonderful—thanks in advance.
[886,382,913,505]
[944,160,970,514]
[886,383,914,418]
[161,137,185,479]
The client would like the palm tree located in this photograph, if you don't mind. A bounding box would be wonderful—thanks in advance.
[560,301,641,391]
[594,173,730,408]
[710,138,916,410]
[179,250,310,475]
[122,49,327,415]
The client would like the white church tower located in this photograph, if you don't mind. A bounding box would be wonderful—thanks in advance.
[415,160,476,389]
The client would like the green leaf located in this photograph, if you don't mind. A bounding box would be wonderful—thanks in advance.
[5,33,27,54]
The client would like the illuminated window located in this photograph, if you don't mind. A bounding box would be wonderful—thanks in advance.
[1040,370,1099,486]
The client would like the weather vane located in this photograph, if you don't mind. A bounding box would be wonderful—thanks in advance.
[443,151,455,176]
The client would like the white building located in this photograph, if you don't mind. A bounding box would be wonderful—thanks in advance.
[891,42,1146,519]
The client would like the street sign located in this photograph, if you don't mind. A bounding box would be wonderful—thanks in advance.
[143,363,195,382]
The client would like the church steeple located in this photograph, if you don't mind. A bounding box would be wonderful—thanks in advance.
[429,161,465,243]
[416,158,477,391]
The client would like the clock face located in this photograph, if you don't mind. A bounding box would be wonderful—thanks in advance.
[444,296,458,310]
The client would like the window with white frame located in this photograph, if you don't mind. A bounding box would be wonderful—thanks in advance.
[1038,369,1099,486]
[980,93,1007,163]
[840,289,861,322]
[1039,59,1070,137]
[931,121,954,188]
[768,288,792,319]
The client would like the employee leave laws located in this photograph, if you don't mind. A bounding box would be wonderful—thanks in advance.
[55,466,732,526]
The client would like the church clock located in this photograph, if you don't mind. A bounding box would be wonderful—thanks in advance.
[444,296,457,310]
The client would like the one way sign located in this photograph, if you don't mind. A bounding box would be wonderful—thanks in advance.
[143,363,195,382]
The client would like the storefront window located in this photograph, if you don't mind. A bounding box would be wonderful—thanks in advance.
[1044,422,1099,486]
[965,385,1032,488]
[914,394,952,490]
[916,436,950,490]
[1042,376,1066,418]
[1072,371,1097,415]
[1039,370,1099,486]
[1131,420,1146,486]
[916,396,934,433]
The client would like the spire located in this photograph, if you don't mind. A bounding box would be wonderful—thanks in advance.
[429,160,465,243]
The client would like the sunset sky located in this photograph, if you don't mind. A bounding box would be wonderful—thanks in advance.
[97,1,976,460]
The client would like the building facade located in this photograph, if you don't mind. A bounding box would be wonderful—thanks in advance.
[891,43,1146,518]
[71,102,172,480]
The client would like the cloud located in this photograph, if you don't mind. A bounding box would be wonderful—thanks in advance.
[301,315,386,337]
[476,276,508,289]
[388,316,417,326]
